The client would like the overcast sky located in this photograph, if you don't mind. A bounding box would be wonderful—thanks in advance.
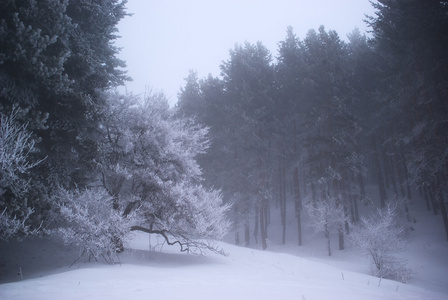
[116,0,376,104]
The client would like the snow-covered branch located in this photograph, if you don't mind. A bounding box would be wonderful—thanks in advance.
[0,108,45,241]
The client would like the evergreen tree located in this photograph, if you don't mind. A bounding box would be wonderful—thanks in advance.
[367,0,448,239]
[220,42,275,249]
[0,0,129,233]
[300,26,361,251]
[275,27,307,246]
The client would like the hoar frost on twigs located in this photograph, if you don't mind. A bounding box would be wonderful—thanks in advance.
[55,188,139,265]
[0,108,44,241]
[349,203,411,283]
[305,174,348,256]
[305,194,347,256]
[138,182,231,255]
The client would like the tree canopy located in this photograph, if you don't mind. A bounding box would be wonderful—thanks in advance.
[177,0,448,255]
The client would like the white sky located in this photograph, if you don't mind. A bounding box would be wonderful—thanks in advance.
[116,0,375,104]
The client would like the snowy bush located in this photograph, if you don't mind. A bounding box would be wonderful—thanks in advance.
[0,207,40,241]
[55,188,138,264]
[349,203,411,282]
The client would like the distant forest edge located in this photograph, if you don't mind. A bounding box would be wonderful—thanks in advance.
[1,0,447,282]
[175,1,448,253]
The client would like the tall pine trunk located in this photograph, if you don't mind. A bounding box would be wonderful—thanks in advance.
[372,136,387,208]
[260,199,268,250]
[439,200,448,241]
[293,167,302,246]
[394,153,411,221]
[253,205,259,244]
[437,177,448,241]
[244,217,250,247]
[279,153,287,245]
[335,182,344,251]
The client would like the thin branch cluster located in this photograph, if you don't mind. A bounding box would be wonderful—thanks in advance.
[56,188,139,264]
[0,108,44,240]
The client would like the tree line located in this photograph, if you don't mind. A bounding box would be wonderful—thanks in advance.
[176,0,448,253]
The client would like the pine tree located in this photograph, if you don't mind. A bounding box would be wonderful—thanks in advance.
[367,0,448,239]
[0,0,129,233]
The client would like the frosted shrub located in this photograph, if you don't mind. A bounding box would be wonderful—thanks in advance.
[0,108,44,240]
[349,203,411,282]
[56,188,137,264]
[0,207,39,241]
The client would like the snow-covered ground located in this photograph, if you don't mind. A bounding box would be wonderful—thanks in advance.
[1,197,447,299]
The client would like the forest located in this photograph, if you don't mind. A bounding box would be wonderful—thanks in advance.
[177,0,448,256]
[1,0,448,285]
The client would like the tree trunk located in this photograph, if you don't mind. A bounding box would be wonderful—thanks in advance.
[244,218,250,247]
[338,223,344,250]
[402,154,412,200]
[349,194,356,224]
[356,173,365,221]
[372,137,387,208]
[234,205,240,245]
[264,199,269,235]
[253,205,259,244]
[293,167,302,246]
[382,149,391,191]
[279,154,287,245]
[394,154,411,221]
[437,176,448,241]
[423,185,431,211]
[260,199,268,250]
[342,178,350,234]
[430,188,439,216]
[439,200,448,241]
[388,153,398,198]
[394,154,406,199]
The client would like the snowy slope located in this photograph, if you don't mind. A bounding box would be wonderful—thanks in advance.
[0,230,447,300]
[1,185,448,300]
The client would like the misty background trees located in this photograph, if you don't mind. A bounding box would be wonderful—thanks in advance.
[177,0,448,259]
[1,0,447,282]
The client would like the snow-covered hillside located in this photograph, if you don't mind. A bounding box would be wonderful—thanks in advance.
[1,209,447,300]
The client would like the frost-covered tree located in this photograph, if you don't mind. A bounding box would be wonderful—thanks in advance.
[96,92,231,254]
[305,176,348,256]
[350,203,411,282]
[0,109,44,240]
[217,42,275,249]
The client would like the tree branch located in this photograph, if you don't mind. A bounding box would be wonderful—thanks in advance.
[129,225,228,256]
[130,226,190,252]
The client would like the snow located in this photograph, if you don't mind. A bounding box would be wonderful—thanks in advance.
[1,198,447,299]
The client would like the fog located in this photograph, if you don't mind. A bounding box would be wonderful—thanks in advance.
[117,0,374,102]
